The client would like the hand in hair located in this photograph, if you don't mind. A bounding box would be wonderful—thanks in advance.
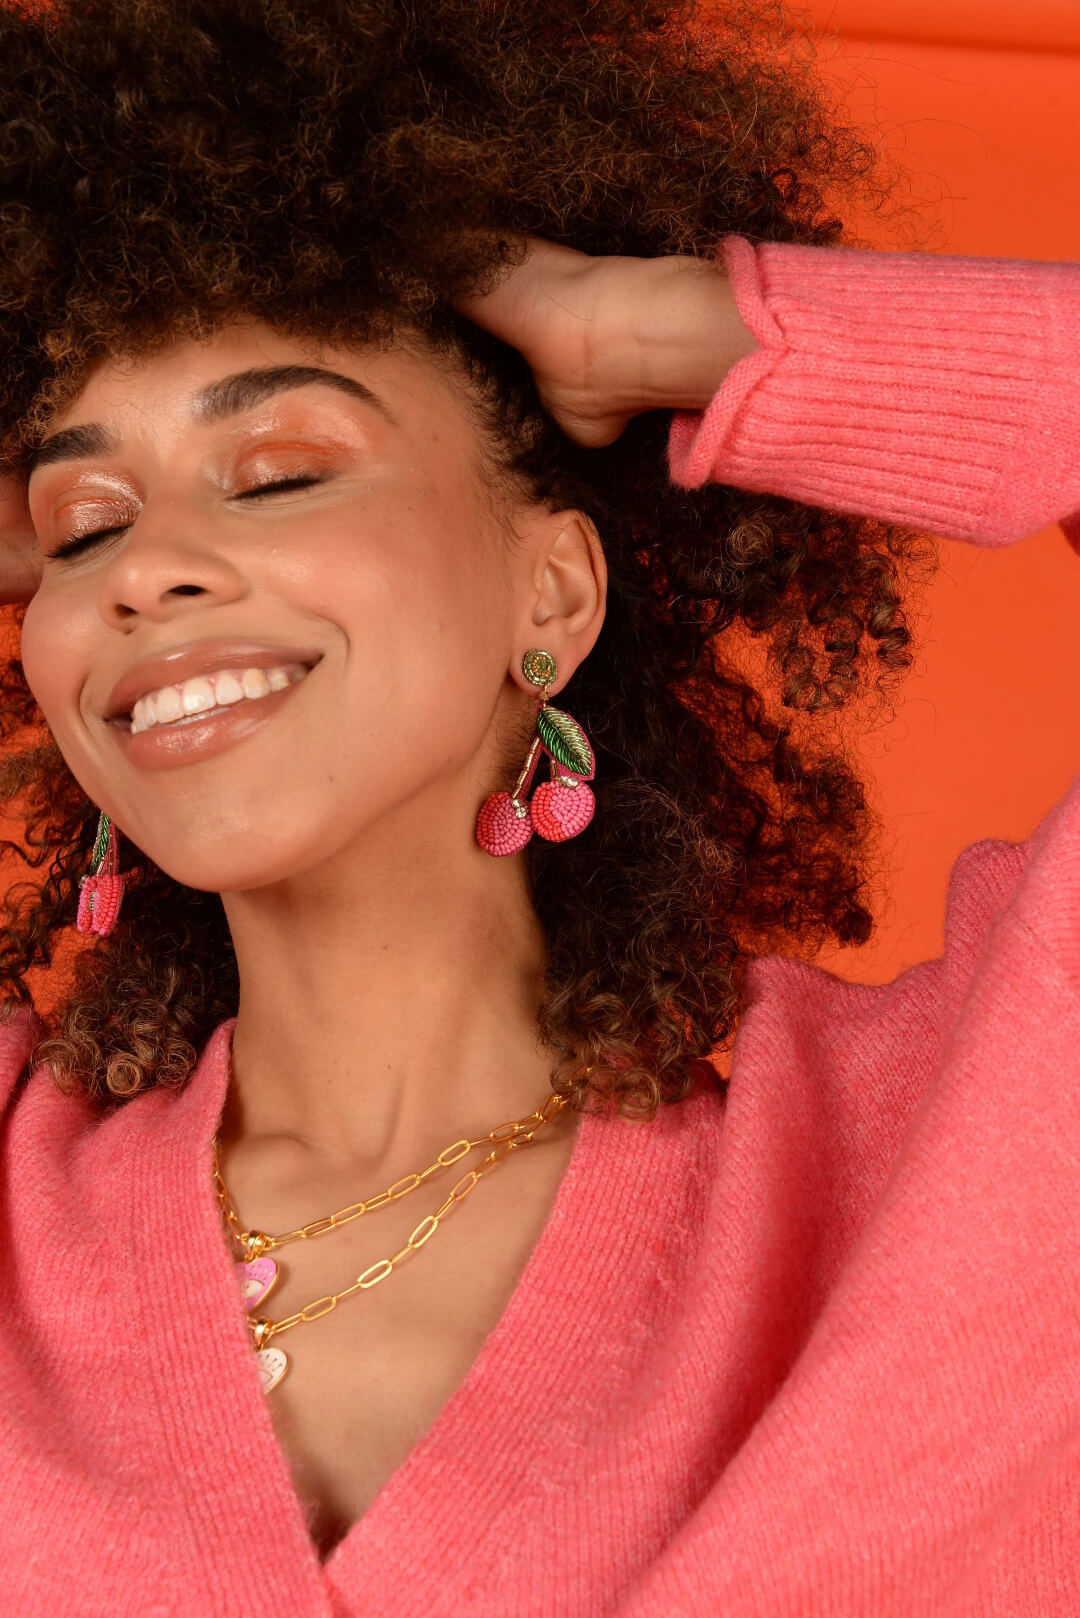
[449,231,757,450]
[0,479,41,605]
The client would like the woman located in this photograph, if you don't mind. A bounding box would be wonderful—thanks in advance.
[0,0,1076,1612]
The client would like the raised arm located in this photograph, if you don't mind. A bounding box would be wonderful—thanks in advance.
[452,230,1080,551]
[667,235,1080,550]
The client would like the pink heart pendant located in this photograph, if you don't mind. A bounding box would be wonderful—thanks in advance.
[235,1256,278,1311]
[530,778,595,842]
[475,790,534,857]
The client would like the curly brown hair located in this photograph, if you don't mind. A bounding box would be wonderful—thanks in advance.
[0,0,931,1114]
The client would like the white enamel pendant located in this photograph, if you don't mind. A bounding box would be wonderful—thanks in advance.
[257,1346,288,1395]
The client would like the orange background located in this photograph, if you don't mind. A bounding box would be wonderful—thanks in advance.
[783,0,1080,981]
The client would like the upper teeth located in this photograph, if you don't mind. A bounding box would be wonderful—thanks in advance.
[128,664,309,733]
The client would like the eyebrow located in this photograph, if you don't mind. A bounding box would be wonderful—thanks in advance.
[26,364,398,474]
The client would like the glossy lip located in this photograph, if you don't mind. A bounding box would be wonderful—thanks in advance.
[102,638,324,719]
[108,672,310,772]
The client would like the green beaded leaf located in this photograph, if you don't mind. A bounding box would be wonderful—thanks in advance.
[536,706,594,779]
[90,813,111,873]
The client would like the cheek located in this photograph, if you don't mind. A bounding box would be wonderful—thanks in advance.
[19,591,85,732]
[302,505,510,735]
[16,592,111,812]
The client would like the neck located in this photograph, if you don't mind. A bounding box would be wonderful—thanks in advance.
[218,834,561,1171]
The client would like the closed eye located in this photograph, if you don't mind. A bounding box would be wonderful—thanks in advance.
[48,475,327,561]
[234,475,326,499]
[50,523,130,562]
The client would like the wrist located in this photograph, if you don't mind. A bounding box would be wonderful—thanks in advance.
[619,252,758,414]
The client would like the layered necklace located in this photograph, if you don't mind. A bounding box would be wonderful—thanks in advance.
[212,1088,569,1394]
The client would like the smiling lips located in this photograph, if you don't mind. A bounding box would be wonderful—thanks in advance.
[109,654,315,772]
[103,639,324,722]
[128,663,310,733]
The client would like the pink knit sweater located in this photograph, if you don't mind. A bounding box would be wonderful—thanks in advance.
[2,235,1079,1617]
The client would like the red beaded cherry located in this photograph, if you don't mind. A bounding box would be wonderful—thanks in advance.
[75,812,125,936]
[475,791,534,857]
[76,873,125,936]
[530,777,595,842]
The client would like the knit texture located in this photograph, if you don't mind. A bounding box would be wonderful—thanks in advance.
[2,237,1079,1616]
[668,233,1080,548]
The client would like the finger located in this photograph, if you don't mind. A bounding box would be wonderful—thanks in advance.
[446,229,536,316]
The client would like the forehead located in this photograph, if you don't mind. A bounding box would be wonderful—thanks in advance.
[41,319,456,443]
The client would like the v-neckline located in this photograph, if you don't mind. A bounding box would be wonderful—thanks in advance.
[133,1017,628,1601]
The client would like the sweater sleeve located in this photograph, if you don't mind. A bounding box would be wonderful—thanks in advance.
[665,235,1080,980]
[666,234,1080,549]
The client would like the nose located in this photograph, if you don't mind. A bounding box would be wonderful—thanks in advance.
[96,500,248,628]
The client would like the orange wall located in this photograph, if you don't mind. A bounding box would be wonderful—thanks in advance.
[779,6,1080,982]
[801,0,1080,54]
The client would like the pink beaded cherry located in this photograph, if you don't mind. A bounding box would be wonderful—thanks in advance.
[75,811,125,937]
[531,773,595,842]
[475,650,596,857]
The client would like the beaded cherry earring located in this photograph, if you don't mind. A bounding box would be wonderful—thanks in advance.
[475,649,596,857]
[75,810,125,936]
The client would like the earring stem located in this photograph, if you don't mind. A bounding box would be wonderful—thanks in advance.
[512,733,544,799]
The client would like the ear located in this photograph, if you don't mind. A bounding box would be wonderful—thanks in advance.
[514,508,606,694]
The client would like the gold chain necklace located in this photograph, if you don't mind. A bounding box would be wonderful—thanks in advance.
[212,1090,568,1394]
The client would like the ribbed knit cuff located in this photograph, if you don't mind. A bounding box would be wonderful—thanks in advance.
[667,234,1080,548]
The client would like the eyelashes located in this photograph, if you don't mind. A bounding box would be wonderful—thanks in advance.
[49,473,327,562]
[235,474,325,499]
[50,521,130,562]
